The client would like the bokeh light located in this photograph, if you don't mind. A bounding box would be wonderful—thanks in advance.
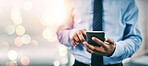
[21,34,31,44]
[50,0,67,24]
[48,33,57,42]
[8,50,17,60]
[5,25,15,35]
[58,45,67,56]
[14,37,23,47]
[0,0,71,65]
[11,7,22,25]
[16,26,25,36]
[42,28,51,39]
[6,62,18,66]
[60,57,68,64]
[40,0,67,27]
[53,60,60,66]
[40,14,51,26]
[0,42,9,50]
[21,56,30,66]
[31,40,38,47]
[23,1,32,11]
[42,28,57,42]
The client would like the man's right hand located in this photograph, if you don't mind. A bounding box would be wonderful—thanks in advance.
[71,29,87,47]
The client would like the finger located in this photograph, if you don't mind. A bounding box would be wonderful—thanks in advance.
[83,42,89,49]
[76,31,85,43]
[83,42,95,50]
[86,48,103,55]
[92,37,108,49]
[84,42,89,49]
[74,35,79,42]
[84,42,105,53]
[105,38,114,44]
[74,35,82,44]
[71,39,77,47]
[81,29,87,38]
[82,29,86,36]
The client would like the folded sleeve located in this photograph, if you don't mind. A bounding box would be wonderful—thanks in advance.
[110,0,142,59]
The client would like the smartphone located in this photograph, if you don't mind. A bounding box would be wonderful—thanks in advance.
[86,31,105,47]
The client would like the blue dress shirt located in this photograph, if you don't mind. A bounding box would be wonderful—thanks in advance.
[57,0,142,65]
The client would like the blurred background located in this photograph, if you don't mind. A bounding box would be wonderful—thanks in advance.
[0,0,147,66]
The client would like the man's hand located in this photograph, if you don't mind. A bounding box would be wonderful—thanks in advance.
[71,29,87,47]
[83,37,115,56]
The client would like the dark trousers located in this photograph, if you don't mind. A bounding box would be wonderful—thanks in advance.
[73,60,123,66]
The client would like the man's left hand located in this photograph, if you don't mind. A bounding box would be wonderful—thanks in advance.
[83,37,116,56]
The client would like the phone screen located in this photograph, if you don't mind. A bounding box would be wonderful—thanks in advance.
[86,31,105,47]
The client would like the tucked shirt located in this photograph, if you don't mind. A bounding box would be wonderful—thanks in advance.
[57,0,142,65]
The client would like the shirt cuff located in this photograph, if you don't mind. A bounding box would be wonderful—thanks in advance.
[110,41,125,57]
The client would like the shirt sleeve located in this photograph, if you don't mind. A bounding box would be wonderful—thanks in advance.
[56,0,78,47]
[110,0,142,59]
[57,26,79,47]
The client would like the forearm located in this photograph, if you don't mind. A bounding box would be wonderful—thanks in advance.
[110,0,142,60]
[110,35,142,59]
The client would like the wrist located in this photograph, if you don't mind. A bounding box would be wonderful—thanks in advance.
[107,44,116,57]
[107,46,116,57]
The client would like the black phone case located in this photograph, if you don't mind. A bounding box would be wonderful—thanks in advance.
[86,32,105,47]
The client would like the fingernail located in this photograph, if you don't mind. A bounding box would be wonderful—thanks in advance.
[84,42,88,45]
[92,37,95,40]
[105,38,108,41]
[83,42,86,44]
[75,45,77,47]
[83,42,88,45]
